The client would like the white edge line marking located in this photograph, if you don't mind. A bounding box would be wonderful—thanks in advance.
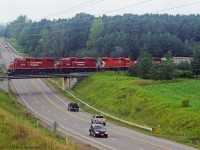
[60,125,116,150]
[48,78,198,150]
[12,80,116,150]
[48,78,152,131]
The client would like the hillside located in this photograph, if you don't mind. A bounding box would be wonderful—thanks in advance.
[70,72,200,148]
[0,90,78,150]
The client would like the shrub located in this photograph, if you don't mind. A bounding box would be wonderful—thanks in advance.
[181,99,190,107]
[135,107,141,112]
[173,69,193,78]
[128,65,138,76]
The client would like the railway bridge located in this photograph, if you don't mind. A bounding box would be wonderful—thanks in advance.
[0,73,90,90]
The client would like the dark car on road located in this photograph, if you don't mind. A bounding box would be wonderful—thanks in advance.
[89,124,108,138]
[67,103,79,112]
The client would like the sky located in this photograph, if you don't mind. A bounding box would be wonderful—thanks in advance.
[0,0,200,24]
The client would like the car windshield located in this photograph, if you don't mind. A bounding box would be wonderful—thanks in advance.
[94,125,105,130]
[96,115,103,118]
[71,103,78,107]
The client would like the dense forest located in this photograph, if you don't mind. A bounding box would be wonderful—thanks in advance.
[3,13,200,60]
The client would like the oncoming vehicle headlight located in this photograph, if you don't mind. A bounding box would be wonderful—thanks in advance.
[95,131,99,134]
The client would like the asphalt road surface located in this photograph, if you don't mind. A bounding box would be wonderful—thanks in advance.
[0,39,198,150]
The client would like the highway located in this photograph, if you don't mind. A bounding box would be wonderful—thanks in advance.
[0,39,198,150]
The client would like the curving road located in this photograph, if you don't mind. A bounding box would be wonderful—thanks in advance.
[0,39,198,150]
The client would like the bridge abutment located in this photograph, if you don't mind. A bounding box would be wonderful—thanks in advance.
[62,77,78,90]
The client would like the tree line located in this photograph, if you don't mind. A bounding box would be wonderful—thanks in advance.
[128,48,200,80]
[3,13,200,61]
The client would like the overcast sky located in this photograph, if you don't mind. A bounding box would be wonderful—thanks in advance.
[0,0,200,23]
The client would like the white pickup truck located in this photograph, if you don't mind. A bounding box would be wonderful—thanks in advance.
[91,115,106,126]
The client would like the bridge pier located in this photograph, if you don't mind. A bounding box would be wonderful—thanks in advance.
[62,77,78,90]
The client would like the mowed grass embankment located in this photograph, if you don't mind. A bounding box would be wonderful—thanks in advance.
[0,90,78,150]
[69,71,200,148]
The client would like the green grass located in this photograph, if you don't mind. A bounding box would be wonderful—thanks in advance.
[68,72,200,148]
[143,79,200,108]
[0,90,78,150]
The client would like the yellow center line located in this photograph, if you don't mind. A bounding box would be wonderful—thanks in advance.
[31,79,172,150]
[31,79,87,122]
[110,129,172,150]
[129,136,172,150]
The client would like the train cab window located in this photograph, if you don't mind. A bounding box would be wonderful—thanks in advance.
[15,58,20,63]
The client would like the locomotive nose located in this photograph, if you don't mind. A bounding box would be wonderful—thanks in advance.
[9,62,14,69]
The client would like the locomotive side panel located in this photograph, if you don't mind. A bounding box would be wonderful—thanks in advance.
[71,58,85,68]
[27,57,54,69]
[84,57,96,68]
[100,57,128,70]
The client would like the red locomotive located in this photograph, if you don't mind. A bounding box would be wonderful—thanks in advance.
[8,57,55,75]
[56,57,96,73]
[7,56,132,75]
[97,57,132,70]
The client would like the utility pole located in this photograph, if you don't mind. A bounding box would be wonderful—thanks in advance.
[116,47,123,75]
[60,26,64,58]
[60,25,64,70]
[115,47,123,79]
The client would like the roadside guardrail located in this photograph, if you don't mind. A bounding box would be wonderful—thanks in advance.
[49,78,153,131]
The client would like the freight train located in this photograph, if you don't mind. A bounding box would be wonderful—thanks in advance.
[7,57,132,75]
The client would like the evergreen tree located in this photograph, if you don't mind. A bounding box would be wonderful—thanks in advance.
[160,51,175,80]
[128,64,138,76]
[39,28,51,56]
[149,63,162,80]
[87,18,104,50]
[137,50,152,79]
[191,45,200,75]
[160,60,175,80]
